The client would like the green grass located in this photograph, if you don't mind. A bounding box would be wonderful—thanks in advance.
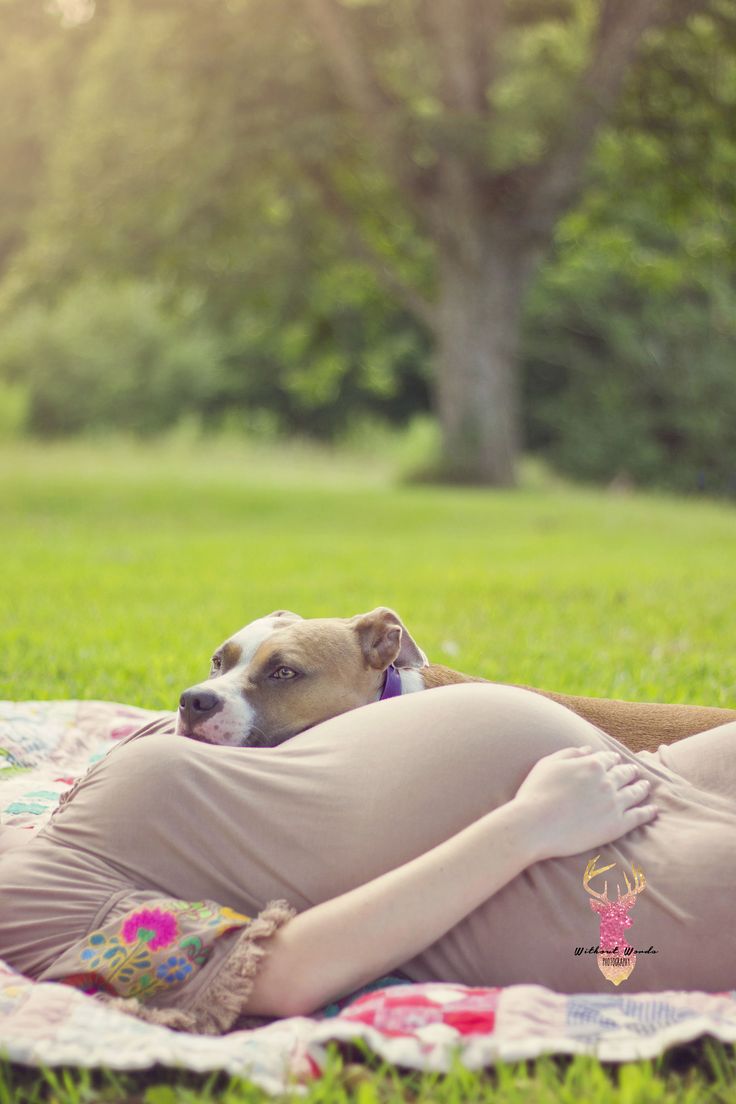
[1,437,735,1102]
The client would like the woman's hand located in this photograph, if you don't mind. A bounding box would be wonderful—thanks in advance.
[513,745,658,863]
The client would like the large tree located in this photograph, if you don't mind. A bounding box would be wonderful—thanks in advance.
[3,0,732,480]
[287,0,711,484]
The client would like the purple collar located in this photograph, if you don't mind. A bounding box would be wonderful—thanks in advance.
[380,664,403,700]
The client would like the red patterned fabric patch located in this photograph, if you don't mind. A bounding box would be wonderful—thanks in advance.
[339,984,501,1038]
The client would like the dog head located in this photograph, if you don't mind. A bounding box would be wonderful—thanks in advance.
[176,607,429,746]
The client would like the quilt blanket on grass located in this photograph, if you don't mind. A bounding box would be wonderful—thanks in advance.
[2,699,736,1091]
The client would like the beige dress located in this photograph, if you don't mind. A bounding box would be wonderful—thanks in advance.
[1,683,734,1033]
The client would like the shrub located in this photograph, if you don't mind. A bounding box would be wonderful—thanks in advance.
[523,271,736,496]
[0,280,226,436]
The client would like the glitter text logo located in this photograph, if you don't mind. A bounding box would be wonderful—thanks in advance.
[581,855,647,985]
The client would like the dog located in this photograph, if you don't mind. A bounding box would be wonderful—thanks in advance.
[176,607,736,753]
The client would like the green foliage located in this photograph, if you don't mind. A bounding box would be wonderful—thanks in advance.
[0,280,226,435]
[0,380,28,440]
[490,0,595,170]
[0,0,734,486]
[521,4,736,496]
[0,0,90,276]
[0,276,431,440]
[3,1039,736,1104]
[219,290,431,439]
[524,271,736,495]
[1,438,736,707]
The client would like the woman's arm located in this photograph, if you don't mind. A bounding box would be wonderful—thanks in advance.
[245,746,657,1017]
[245,794,536,1017]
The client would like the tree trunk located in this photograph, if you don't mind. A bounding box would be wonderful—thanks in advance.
[434,228,533,486]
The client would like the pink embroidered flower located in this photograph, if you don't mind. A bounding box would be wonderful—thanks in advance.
[121,908,178,951]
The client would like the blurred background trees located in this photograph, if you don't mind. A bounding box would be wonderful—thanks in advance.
[0,0,734,492]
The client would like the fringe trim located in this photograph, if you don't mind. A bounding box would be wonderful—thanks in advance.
[184,899,296,1035]
[91,899,296,1036]
[93,993,199,1032]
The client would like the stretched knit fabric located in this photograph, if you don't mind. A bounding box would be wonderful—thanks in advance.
[1,683,734,1031]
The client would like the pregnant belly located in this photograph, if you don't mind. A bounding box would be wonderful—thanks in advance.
[402,799,736,994]
[41,683,736,993]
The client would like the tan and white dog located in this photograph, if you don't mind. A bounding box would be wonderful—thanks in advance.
[176,607,736,753]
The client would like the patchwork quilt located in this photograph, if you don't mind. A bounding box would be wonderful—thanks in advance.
[2,700,736,1091]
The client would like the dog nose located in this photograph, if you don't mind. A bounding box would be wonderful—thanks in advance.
[179,689,220,720]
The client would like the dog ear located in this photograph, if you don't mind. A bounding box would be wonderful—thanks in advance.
[351,607,429,670]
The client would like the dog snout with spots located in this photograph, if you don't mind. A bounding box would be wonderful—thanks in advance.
[176,606,736,751]
[176,607,429,747]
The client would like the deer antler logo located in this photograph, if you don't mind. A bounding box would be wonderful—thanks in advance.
[582,855,647,985]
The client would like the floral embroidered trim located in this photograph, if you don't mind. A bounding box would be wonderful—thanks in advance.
[59,898,254,1002]
[180,899,296,1034]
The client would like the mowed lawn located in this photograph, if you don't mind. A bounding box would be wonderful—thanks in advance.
[1,438,736,1103]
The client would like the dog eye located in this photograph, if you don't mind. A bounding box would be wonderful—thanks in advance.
[271,666,298,681]
[210,655,222,673]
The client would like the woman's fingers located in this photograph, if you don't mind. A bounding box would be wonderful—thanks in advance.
[605,760,659,808]
[551,745,655,807]
[596,753,658,820]
[517,743,659,859]
[608,761,641,786]
[593,750,622,767]
[622,802,658,830]
[619,777,651,805]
